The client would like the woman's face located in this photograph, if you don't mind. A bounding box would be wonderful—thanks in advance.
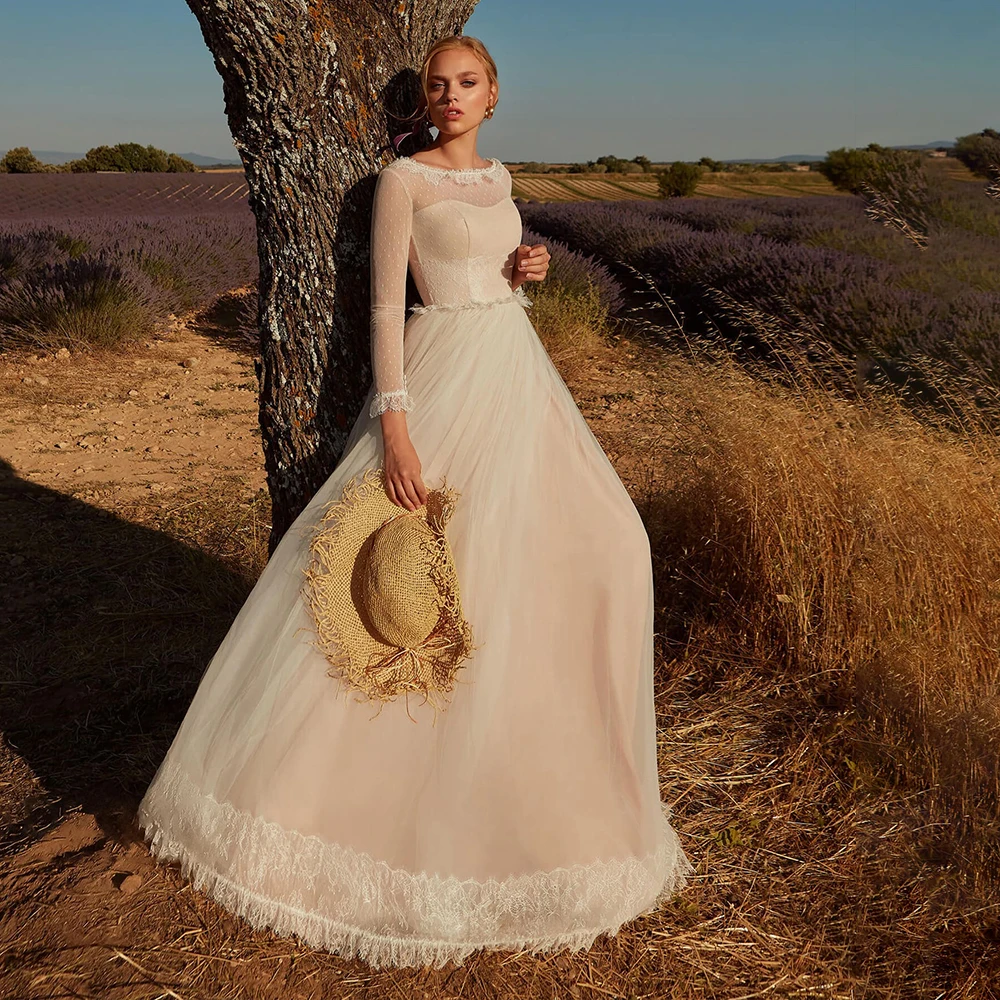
[424,49,497,135]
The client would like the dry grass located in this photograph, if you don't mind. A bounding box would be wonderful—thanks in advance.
[634,337,1000,884]
[524,278,611,370]
[3,285,1000,997]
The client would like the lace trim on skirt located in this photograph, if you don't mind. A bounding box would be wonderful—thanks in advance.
[409,286,533,315]
[137,760,694,970]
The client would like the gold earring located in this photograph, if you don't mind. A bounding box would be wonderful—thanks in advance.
[485,105,495,119]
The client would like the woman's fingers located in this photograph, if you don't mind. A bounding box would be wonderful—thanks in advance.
[519,247,550,279]
[393,478,415,510]
[383,473,405,510]
[386,473,424,511]
[401,476,424,511]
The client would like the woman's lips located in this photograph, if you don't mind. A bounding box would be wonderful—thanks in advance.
[443,109,463,119]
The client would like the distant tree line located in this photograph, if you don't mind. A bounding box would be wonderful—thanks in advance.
[519,126,1000,202]
[0,143,198,174]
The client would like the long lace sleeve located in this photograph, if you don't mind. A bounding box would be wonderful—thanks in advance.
[368,167,415,418]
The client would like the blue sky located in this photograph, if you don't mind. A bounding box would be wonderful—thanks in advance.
[0,0,995,163]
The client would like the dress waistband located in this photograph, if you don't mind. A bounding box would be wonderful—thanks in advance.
[408,287,533,315]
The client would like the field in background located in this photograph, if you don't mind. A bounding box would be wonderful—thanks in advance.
[510,168,847,202]
[0,172,251,219]
[0,163,849,216]
[1,159,978,218]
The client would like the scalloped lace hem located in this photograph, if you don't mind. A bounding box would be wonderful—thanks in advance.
[409,287,533,316]
[136,759,695,970]
[369,388,414,418]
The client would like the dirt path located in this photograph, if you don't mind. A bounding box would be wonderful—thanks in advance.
[0,301,266,507]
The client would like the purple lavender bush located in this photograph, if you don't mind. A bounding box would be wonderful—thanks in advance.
[0,172,257,353]
[1,251,164,349]
[518,188,1000,379]
[521,224,624,315]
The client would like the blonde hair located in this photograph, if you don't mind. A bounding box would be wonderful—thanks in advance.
[417,35,498,116]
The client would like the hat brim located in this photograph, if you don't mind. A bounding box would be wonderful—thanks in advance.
[301,467,476,716]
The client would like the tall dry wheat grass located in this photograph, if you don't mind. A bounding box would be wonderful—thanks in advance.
[633,314,1000,884]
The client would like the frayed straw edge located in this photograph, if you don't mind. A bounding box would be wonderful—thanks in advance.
[300,467,478,723]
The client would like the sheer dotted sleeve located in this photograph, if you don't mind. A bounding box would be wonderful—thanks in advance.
[369,167,415,418]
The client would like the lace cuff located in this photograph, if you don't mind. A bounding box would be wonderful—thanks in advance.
[369,388,415,418]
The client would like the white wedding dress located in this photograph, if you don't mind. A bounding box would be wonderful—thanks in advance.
[136,153,694,969]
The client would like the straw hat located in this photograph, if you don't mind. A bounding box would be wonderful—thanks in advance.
[301,466,476,720]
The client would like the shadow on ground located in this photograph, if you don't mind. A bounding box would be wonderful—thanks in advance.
[0,456,254,856]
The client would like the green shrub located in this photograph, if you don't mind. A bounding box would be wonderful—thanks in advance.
[819,143,924,195]
[953,128,1000,179]
[66,143,196,173]
[0,147,50,174]
[658,161,703,197]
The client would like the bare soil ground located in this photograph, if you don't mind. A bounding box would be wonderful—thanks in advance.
[0,298,265,505]
[1,300,998,999]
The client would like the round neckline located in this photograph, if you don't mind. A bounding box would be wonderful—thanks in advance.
[401,155,501,175]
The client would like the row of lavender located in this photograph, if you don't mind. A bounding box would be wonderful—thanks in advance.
[0,172,257,350]
[0,167,621,353]
[517,178,1000,375]
[0,217,258,350]
[0,218,616,354]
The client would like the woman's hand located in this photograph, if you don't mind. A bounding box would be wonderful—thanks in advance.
[380,412,428,511]
[511,243,550,289]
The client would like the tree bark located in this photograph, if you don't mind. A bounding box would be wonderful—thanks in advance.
[184,0,479,553]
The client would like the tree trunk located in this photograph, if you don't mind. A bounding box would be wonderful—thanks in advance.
[184,0,479,553]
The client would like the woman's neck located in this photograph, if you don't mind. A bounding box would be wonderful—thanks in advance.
[413,136,487,171]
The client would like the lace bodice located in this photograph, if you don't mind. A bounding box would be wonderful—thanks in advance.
[368,155,527,417]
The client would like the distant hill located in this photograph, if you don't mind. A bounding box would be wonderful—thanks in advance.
[20,149,241,168]
[719,141,956,165]
[27,150,83,165]
[178,152,242,167]
[897,140,956,150]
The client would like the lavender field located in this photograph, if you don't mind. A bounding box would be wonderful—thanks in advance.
[0,171,257,350]
[4,161,999,398]
[0,171,251,219]
[520,163,1000,391]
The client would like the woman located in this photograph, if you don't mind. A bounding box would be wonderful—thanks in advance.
[137,33,694,970]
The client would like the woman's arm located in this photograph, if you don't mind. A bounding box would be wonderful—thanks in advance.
[369,168,427,511]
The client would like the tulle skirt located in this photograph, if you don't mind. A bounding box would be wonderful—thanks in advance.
[136,291,694,969]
